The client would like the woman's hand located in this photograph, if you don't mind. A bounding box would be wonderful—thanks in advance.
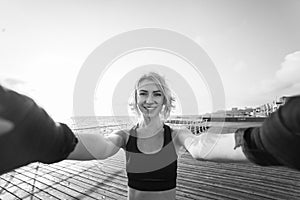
[196,132,247,162]
[178,127,248,162]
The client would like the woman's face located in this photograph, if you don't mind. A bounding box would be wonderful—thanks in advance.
[136,79,164,118]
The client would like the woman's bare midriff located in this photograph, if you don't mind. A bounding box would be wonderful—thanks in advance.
[128,187,176,200]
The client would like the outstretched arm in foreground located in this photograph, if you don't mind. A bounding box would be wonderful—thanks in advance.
[0,84,126,175]
[0,85,77,175]
[177,95,300,171]
[234,96,300,170]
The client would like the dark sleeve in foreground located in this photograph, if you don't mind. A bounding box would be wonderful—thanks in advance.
[0,85,78,175]
[235,96,300,170]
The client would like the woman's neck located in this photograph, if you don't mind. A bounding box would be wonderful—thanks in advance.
[139,115,162,127]
[137,116,164,138]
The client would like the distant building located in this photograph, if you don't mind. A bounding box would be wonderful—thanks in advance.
[198,95,292,119]
[255,96,290,117]
[224,107,254,117]
[244,108,254,116]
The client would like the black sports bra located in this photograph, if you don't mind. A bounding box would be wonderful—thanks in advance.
[125,124,178,191]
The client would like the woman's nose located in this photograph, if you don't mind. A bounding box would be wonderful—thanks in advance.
[146,95,154,103]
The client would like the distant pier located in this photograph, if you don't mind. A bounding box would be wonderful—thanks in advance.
[166,117,265,134]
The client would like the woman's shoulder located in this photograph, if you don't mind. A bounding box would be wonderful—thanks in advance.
[166,125,194,151]
[168,125,193,142]
[110,128,134,147]
[111,128,131,139]
[168,125,190,134]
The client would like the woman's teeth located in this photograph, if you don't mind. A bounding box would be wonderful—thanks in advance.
[145,107,155,110]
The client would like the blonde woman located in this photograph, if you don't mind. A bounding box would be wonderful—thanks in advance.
[68,72,247,200]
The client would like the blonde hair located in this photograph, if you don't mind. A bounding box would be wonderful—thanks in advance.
[130,72,175,119]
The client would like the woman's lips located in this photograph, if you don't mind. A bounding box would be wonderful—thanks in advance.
[144,106,156,111]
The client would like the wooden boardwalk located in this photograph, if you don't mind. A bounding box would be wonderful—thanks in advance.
[1,150,300,200]
[1,122,300,199]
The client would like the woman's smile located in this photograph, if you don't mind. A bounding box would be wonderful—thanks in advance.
[137,79,164,118]
[144,106,157,111]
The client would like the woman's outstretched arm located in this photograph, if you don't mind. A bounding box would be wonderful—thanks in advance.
[176,128,248,163]
[67,130,126,160]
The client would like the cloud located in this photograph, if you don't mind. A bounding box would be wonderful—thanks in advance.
[0,75,35,96]
[276,51,300,84]
[1,77,26,87]
[251,51,300,97]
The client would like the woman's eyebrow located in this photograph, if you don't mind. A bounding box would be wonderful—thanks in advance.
[153,90,162,93]
[138,89,162,93]
[138,90,148,92]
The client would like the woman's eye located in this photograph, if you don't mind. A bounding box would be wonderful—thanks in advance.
[139,93,146,96]
[154,93,162,96]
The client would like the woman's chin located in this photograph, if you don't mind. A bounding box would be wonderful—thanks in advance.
[142,112,159,118]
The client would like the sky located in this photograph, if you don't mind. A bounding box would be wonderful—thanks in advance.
[1,0,300,121]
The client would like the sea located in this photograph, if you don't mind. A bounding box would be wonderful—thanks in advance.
[61,115,264,135]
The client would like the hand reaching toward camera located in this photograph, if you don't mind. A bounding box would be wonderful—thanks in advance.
[0,85,78,175]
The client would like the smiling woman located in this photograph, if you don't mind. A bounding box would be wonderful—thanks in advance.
[131,72,175,120]
[67,71,248,200]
